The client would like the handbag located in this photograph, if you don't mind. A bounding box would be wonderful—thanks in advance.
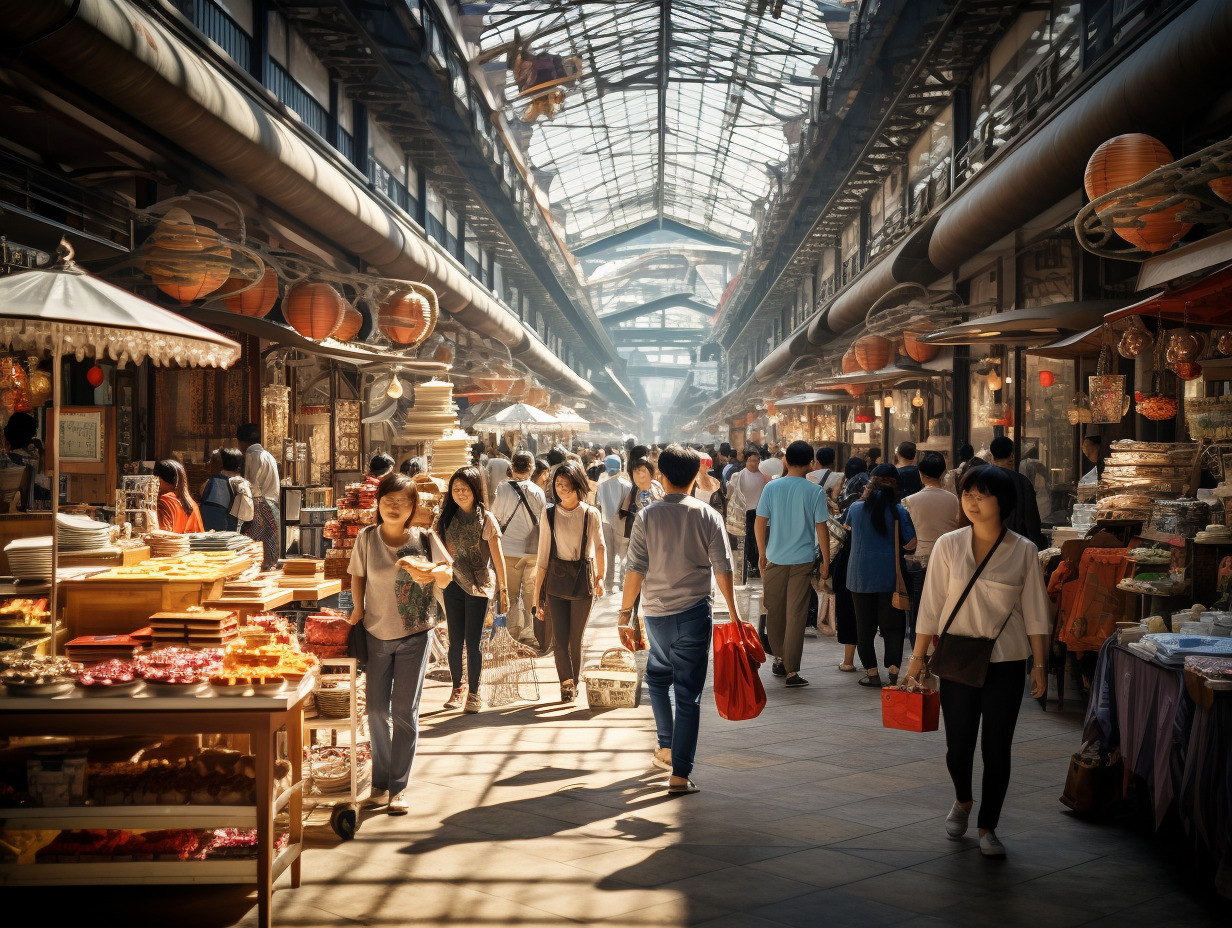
[712,620,766,721]
[881,685,940,732]
[928,527,1010,688]
[346,621,368,666]
[892,519,910,612]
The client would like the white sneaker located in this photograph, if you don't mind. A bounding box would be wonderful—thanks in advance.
[388,791,408,815]
[365,790,388,808]
[979,830,1005,857]
[945,801,971,838]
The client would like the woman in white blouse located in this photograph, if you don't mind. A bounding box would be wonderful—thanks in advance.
[906,464,1049,858]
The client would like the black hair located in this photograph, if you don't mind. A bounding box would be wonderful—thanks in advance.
[816,447,835,467]
[3,412,37,451]
[236,423,261,443]
[743,446,762,460]
[219,447,244,472]
[629,444,650,463]
[1083,435,1102,447]
[629,457,656,478]
[957,443,974,463]
[368,452,395,477]
[511,451,534,473]
[918,451,946,480]
[866,447,882,464]
[864,463,900,536]
[375,472,419,528]
[958,462,1016,524]
[553,460,591,498]
[154,458,195,516]
[989,436,1014,459]
[895,441,917,461]
[656,443,701,488]
[843,455,867,479]
[785,440,814,468]
[546,445,568,467]
[531,459,550,485]
[719,442,733,457]
[438,465,486,535]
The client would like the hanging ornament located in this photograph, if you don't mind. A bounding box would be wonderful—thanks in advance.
[986,369,1003,391]
[1117,321,1152,359]
[1170,328,1203,363]
[1173,361,1203,381]
[911,390,925,408]
[24,357,50,407]
[1067,392,1093,425]
[1217,331,1232,355]
[86,365,105,388]
[1135,370,1178,420]
[386,375,404,399]
[1038,370,1055,388]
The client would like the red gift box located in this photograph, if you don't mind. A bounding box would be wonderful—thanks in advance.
[881,686,940,733]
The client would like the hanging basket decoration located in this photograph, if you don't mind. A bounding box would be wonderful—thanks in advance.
[332,299,364,342]
[1173,361,1203,381]
[138,208,234,305]
[1117,318,1153,359]
[1217,331,1232,356]
[283,282,345,340]
[1083,134,1192,253]
[854,335,891,372]
[218,263,279,318]
[1135,371,1178,420]
[853,404,874,423]
[380,288,438,347]
[902,327,939,363]
[1088,343,1126,424]
[1168,328,1204,363]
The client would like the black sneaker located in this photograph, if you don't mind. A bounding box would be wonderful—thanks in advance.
[771,659,786,677]
[785,673,810,688]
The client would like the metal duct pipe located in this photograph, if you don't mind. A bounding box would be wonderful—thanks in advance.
[753,323,813,383]
[4,0,592,396]
[928,0,1232,274]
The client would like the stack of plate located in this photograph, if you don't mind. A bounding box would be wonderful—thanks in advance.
[1195,523,1232,543]
[56,513,113,552]
[146,531,191,558]
[187,531,250,552]
[4,537,53,580]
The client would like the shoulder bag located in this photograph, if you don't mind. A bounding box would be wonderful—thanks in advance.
[892,515,911,612]
[928,527,1012,688]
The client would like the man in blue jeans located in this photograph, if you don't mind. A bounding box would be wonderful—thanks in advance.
[620,443,743,795]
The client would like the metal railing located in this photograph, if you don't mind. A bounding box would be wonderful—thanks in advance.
[0,151,132,249]
[267,60,330,141]
[182,0,251,65]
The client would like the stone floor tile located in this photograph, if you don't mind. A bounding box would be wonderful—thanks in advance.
[656,866,818,911]
[746,845,898,889]
[568,844,732,886]
[756,887,918,928]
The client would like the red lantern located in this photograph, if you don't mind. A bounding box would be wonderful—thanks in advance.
[1084,134,1192,252]
[219,264,279,318]
[380,289,437,346]
[854,335,892,372]
[332,300,364,342]
[1039,370,1055,387]
[854,405,874,423]
[86,366,105,388]
[283,283,345,340]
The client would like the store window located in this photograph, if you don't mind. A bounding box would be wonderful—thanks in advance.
[968,348,1015,459]
[1021,354,1076,523]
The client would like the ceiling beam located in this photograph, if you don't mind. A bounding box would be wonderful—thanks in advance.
[656,0,671,225]
[574,217,744,255]
[599,293,717,326]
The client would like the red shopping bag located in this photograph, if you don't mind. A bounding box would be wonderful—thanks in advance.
[712,620,766,721]
[881,686,940,732]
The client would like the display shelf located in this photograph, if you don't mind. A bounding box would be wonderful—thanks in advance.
[0,805,259,830]
[0,858,268,885]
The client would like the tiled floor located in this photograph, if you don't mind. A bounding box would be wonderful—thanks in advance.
[23,587,1229,926]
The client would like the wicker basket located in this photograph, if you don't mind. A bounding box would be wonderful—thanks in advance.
[314,683,354,718]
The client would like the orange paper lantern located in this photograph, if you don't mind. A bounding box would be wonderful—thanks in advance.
[141,208,233,305]
[1039,370,1055,387]
[332,300,364,342]
[841,347,861,375]
[1209,176,1232,204]
[844,384,866,398]
[854,335,891,372]
[154,268,231,305]
[219,264,279,318]
[902,329,939,363]
[283,283,345,340]
[380,289,437,346]
[1084,134,1191,253]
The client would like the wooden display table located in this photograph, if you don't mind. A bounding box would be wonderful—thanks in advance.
[57,546,150,569]
[0,673,314,927]
[204,588,295,624]
[277,578,342,602]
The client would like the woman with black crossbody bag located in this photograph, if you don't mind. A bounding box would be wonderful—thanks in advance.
[905,465,1050,859]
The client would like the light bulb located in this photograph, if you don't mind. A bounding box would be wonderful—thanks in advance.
[386,377,404,399]
[911,390,924,408]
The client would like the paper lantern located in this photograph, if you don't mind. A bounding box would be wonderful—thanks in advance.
[841,347,861,375]
[86,365,105,388]
[141,208,233,304]
[853,405,874,423]
[854,335,891,372]
[902,328,939,363]
[219,264,279,318]
[844,384,865,398]
[1209,176,1232,205]
[332,300,363,342]
[1084,134,1191,252]
[1038,370,1055,387]
[380,289,438,346]
[283,282,345,340]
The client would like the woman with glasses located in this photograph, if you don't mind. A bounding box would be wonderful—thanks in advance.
[906,465,1050,858]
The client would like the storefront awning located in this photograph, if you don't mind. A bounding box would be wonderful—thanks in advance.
[775,392,854,406]
[1107,264,1232,327]
[816,364,947,390]
[1024,325,1104,360]
[917,299,1129,346]
[1136,229,1232,292]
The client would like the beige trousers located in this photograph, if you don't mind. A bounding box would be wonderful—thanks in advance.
[762,561,814,674]
[503,554,539,640]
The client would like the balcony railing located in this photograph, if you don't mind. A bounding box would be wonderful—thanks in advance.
[267,60,330,141]
[0,150,132,250]
[181,0,251,66]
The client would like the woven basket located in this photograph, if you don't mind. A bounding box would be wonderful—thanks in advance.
[314,685,353,718]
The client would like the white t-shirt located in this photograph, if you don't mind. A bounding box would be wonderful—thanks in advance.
[732,467,770,511]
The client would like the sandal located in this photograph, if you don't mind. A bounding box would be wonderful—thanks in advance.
[838,662,857,672]
[857,674,883,687]
[667,778,700,795]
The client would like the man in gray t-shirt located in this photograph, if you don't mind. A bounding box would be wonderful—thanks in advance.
[619,444,744,796]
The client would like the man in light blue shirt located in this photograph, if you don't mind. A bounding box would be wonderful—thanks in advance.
[754,440,830,687]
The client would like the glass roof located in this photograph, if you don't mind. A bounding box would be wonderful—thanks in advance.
[479,2,835,250]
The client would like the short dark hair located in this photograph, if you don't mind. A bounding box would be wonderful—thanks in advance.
[816,447,835,467]
[553,460,591,497]
[896,441,917,461]
[630,457,656,478]
[866,447,881,464]
[236,423,260,443]
[511,451,534,474]
[918,451,946,480]
[1083,434,1102,447]
[656,443,700,488]
[744,446,762,460]
[546,445,568,467]
[958,463,1016,522]
[375,472,419,527]
[785,440,814,468]
[719,442,733,457]
[843,455,867,479]
[220,447,244,472]
[630,444,650,463]
[989,436,1014,460]
[369,452,395,477]
[957,443,974,463]
[3,412,37,450]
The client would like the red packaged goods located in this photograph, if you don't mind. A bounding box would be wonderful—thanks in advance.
[304,613,350,646]
[75,659,136,687]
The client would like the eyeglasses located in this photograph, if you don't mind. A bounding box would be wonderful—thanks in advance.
[962,492,991,504]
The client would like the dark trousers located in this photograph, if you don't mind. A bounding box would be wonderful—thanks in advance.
[443,581,487,690]
[905,559,927,639]
[645,600,711,779]
[852,591,906,672]
[744,510,759,571]
[940,659,1027,831]
[548,594,593,684]
[365,629,431,795]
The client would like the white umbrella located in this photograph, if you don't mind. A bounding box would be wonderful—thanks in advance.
[474,402,560,430]
[552,406,590,429]
[0,241,240,654]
